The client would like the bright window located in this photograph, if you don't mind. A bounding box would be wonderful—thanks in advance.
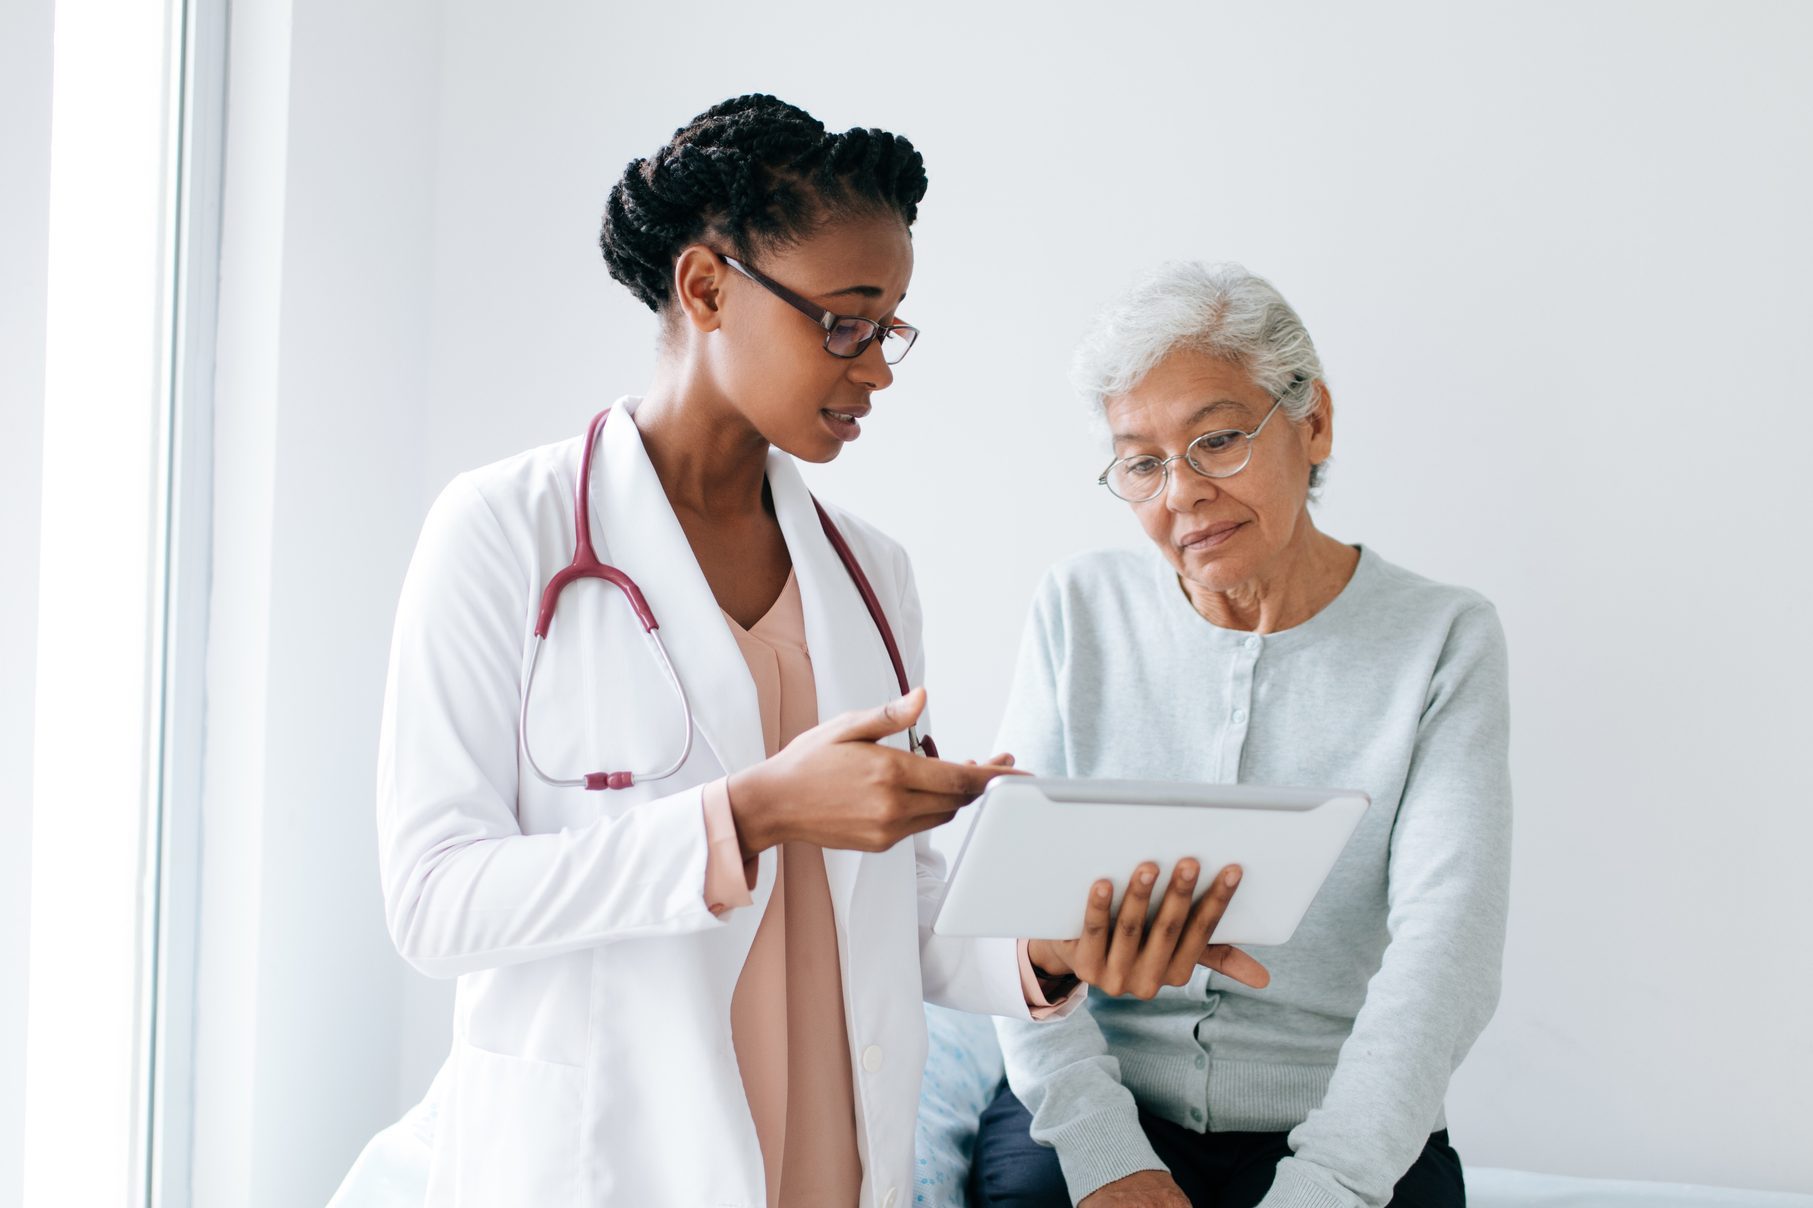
[23,0,194,1202]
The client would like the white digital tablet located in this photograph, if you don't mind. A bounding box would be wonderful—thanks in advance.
[932,777,1369,947]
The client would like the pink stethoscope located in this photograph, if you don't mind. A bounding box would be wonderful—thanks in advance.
[520,407,937,791]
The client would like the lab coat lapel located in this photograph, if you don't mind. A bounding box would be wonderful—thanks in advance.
[766,453,904,917]
[590,401,766,778]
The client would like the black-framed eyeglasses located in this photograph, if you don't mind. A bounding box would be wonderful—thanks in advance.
[1098,396,1288,503]
[719,253,919,365]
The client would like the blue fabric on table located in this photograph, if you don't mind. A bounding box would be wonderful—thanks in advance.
[914,1003,1006,1208]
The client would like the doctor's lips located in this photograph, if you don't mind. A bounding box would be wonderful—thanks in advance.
[1177,520,1245,551]
[821,404,870,442]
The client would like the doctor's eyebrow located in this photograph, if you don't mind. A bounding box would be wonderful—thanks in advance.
[824,284,907,305]
[1112,399,1249,444]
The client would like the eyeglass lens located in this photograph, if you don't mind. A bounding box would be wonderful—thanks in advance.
[1106,431,1253,501]
[825,318,917,364]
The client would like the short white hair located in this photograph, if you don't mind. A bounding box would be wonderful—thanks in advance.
[1072,261,1329,488]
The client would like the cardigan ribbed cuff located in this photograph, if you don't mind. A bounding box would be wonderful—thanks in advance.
[1255,1157,1362,1208]
[1046,1110,1168,1204]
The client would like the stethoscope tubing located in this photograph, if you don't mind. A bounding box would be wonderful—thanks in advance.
[520,407,933,793]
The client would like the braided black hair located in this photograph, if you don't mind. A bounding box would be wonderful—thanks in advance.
[600,95,928,311]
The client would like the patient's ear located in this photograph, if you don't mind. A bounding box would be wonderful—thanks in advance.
[1305,381,1334,463]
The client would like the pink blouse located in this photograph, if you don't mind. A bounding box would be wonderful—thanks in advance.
[699,570,1071,1206]
[702,572,862,1205]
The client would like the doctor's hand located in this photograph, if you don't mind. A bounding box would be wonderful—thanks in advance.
[1025,860,1271,999]
[726,687,1014,856]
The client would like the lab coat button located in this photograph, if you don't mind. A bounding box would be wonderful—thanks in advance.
[1245,636,1260,651]
[1232,709,1247,724]
[883,1189,898,1208]
[861,1045,884,1072]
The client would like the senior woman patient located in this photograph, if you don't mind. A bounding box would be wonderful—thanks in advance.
[972,263,1512,1208]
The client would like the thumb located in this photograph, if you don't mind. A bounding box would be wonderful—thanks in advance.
[828,686,927,745]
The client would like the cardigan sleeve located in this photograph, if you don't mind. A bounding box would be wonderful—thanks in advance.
[1259,603,1512,1208]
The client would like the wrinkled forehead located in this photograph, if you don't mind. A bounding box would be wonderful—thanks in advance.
[1105,352,1269,445]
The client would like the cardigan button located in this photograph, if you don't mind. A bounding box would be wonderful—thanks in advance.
[861,1045,884,1073]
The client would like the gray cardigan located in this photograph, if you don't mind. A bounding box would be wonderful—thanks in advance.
[993,545,1512,1208]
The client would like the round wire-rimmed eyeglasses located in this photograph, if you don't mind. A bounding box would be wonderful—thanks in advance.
[1098,396,1288,503]
[719,252,919,365]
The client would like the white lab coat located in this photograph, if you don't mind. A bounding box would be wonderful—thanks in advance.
[354,397,1054,1208]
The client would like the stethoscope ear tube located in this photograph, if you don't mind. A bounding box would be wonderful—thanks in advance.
[519,405,697,791]
[910,727,936,760]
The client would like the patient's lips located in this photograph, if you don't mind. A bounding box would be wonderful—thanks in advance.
[1178,520,1244,551]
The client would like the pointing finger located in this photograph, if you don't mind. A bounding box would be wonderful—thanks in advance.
[827,687,926,745]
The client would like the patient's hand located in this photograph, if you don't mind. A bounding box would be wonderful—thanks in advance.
[1079,1169,1191,1207]
[1025,860,1270,999]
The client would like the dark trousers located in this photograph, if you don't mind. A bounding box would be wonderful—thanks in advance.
[969,1080,1464,1207]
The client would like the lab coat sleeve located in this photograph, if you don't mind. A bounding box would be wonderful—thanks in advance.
[377,475,722,979]
[887,551,1082,1022]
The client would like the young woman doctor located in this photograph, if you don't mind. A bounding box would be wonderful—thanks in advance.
[357,96,1266,1208]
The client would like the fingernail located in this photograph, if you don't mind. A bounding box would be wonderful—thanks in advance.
[1224,867,1242,887]
[1139,869,1156,886]
[1180,861,1199,880]
[1094,882,1111,901]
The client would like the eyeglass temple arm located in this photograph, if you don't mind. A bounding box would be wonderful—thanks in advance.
[721,252,911,341]
[1249,394,1288,435]
[719,253,836,330]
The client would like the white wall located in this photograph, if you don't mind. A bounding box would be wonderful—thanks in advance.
[187,1,442,1204]
[185,0,1812,1200]
[0,0,55,1202]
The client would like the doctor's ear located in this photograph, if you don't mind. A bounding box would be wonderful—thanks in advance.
[668,244,728,335]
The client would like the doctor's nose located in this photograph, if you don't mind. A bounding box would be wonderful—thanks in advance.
[848,340,893,392]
